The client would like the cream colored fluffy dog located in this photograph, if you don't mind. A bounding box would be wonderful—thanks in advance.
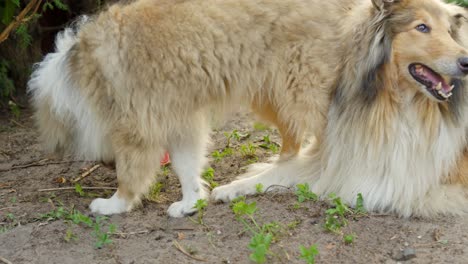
[29,0,468,217]
[213,1,468,217]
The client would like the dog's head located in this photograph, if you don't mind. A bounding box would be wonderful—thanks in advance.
[374,0,468,102]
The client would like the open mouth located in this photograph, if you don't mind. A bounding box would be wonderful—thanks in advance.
[408,63,454,101]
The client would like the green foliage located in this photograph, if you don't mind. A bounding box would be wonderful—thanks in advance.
[299,245,319,264]
[8,100,20,118]
[253,122,270,131]
[354,193,367,215]
[230,198,287,263]
[1,0,20,25]
[240,142,258,163]
[259,135,279,154]
[324,193,351,234]
[224,129,249,147]
[255,183,264,194]
[249,233,272,264]
[295,183,318,203]
[0,0,69,106]
[193,199,208,224]
[343,233,356,244]
[211,147,233,161]
[39,206,116,248]
[201,167,218,189]
[446,0,468,7]
[146,181,164,202]
[0,59,14,98]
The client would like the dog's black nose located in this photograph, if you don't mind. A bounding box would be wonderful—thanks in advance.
[457,57,468,74]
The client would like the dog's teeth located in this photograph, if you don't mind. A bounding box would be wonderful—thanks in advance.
[435,82,442,91]
[438,90,449,99]
[450,84,455,91]
[448,92,453,97]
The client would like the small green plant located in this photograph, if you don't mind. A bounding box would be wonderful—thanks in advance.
[295,183,318,203]
[201,167,218,189]
[224,129,249,147]
[231,198,285,263]
[343,233,356,244]
[354,193,367,215]
[94,216,116,248]
[259,135,279,154]
[74,183,85,197]
[240,143,258,163]
[211,147,233,161]
[8,100,20,118]
[255,183,264,194]
[64,227,78,242]
[146,181,164,202]
[193,199,208,225]
[324,193,352,234]
[38,206,116,248]
[0,60,14,99]
[249,233,273,264]
[299,245,319,264]
[253,122,270,131]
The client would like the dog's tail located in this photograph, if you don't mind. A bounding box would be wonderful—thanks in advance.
[27,16,89,112]
[27,16,104,157]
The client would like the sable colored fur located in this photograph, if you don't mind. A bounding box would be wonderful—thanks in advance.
[213,0,468,217]
[29,0,468,217]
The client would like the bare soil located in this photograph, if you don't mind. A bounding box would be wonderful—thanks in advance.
[1,110,468,264]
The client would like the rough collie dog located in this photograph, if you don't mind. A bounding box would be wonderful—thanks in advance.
[29,0,334,217]
[213,1,468,217]
[29,0,467,217]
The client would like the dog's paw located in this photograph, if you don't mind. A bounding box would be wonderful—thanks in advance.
[212,181,253,202]
[167,200,198,218]
[89,193,129,215]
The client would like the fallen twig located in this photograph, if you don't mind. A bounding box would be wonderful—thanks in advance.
[0,256,12,264]
[0,159,88,172]
[10,119,27,129]
[111,230,150,238]
[71,164,101,183]
[173,241,207,262]
[38,187,117,192]
[0,207,17,211]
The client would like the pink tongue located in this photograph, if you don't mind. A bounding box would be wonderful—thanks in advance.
[424,71,451,92]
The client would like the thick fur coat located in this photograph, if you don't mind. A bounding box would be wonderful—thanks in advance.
[29,0,468,217]
[213,0,468,217]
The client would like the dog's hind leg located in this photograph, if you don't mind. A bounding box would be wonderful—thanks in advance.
[166,113,210,217]
[90,132,163,215]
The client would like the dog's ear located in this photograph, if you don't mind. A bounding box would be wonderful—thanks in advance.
[371,0,398,12]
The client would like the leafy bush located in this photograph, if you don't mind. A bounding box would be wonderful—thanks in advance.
[447,0,468,7]
[0,0,68,104]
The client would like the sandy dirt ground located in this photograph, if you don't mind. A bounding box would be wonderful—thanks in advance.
[1,110,468,264]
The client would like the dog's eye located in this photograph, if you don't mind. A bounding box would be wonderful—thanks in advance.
[415,24,430,33]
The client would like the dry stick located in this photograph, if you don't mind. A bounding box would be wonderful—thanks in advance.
[71,164,101,183]
[111,230,150,237]
[38,187,117,192]
[0,0,42,43]
[10,119,27,128]
[0,159,88,173]
[0,256,12,264]
[0,207,17,211]
[173,241,207,262]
